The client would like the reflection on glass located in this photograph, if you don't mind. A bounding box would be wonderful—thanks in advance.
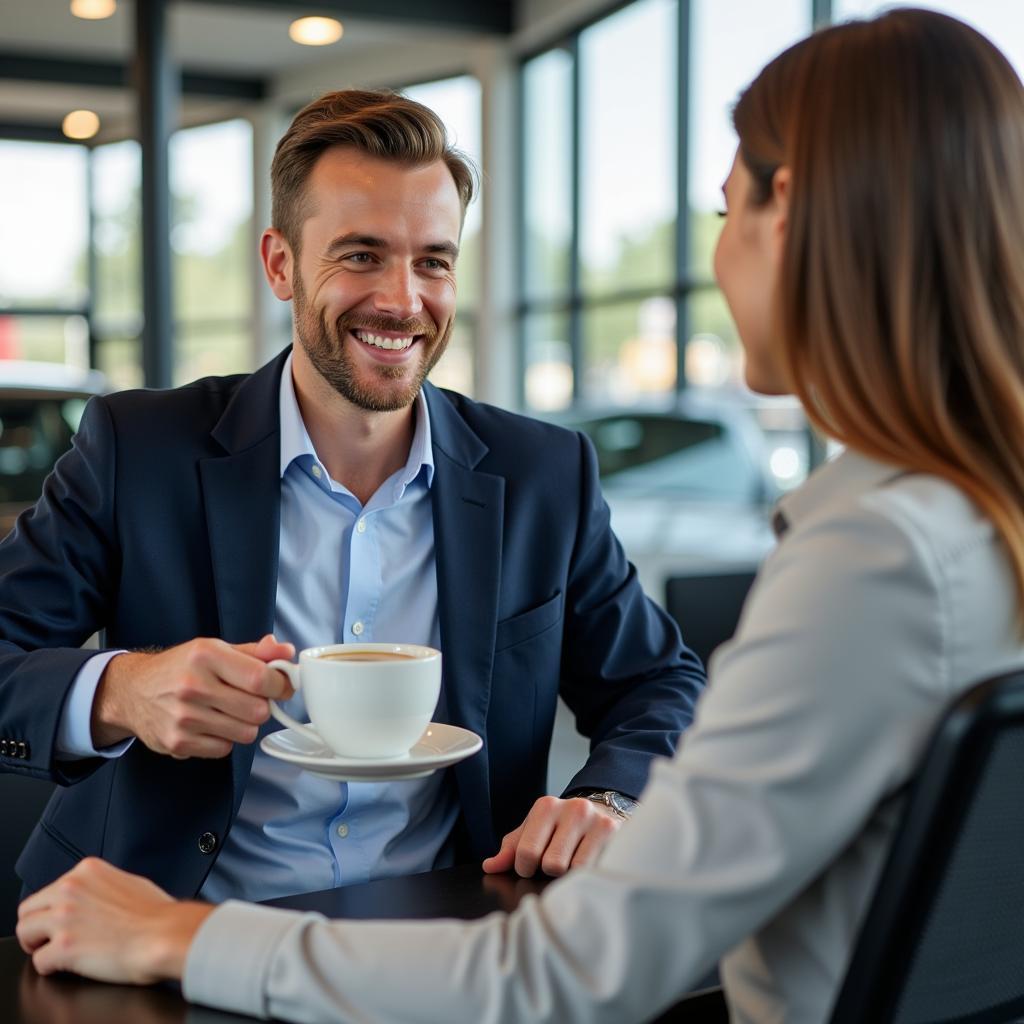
[95,336,143,391]
[171,119,254,324]
[523,48,573,301]
[524,312,572,412]
[688,0,808,277]
[428,317,475,397]
[580,0,677,295]
[0,142,89,309]
[92,140,142,330]
[686,287,745,389]
[582,297,676,405]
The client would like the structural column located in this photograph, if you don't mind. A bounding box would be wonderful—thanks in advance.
[136,0,176,388]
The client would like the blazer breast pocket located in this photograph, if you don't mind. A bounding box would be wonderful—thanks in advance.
[494,591,563,653]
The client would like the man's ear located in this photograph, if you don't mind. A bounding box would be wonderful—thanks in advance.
[260,228,295,301]
[770,166,791,255]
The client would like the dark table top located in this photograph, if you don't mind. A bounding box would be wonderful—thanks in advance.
[1,864,725,1023]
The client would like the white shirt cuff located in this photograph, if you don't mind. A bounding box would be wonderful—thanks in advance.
[55,650,134,760]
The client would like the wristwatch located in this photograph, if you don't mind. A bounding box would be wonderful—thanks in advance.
[578,789,638,821]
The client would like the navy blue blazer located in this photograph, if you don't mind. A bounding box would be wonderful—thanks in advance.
[0,350,704,898]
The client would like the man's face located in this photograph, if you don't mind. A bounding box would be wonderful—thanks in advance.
[290,148,462,412]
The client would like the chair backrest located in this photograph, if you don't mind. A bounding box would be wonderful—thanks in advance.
[829,669,1024,1024]
[664,571,756,671]
[0,774,53,935]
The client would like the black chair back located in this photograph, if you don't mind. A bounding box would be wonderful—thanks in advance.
[829,669,1024,1023]
[664,571,756,671]
[0,774,53,934]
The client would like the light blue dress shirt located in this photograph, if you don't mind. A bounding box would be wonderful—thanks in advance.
[58,354,458,903]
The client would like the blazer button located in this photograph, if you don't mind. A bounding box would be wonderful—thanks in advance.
[0,740,7,756]
[198,831,218,855]
[16,741,27,759]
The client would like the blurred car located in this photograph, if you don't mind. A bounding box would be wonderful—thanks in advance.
[554,394,784,604]
[0,361,108,537]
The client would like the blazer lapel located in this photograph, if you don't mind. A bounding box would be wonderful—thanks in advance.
[426,385,504,854]
[198,349,288,812]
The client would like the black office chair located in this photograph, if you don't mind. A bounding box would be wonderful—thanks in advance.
[664,571,756,671]
[0,774,53,935]
[648,669,1024,1023]
[827,668,1024,1023]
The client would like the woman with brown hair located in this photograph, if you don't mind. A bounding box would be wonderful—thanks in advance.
[16,8,1024,1022]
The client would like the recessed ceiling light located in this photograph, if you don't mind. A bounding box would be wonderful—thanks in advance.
[70,0,117,19]
[289,16,344,46]
[63,110,101,140]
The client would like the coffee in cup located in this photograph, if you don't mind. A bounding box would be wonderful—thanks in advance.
[268,643,441,759]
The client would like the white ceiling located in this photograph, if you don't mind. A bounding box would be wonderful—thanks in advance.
[0,0,491,136]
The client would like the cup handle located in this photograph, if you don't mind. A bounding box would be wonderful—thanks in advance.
[266,659,321,744]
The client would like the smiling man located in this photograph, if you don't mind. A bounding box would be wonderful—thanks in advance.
[0,90,704,905]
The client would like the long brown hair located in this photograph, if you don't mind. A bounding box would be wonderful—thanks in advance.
[734,9,1024,609]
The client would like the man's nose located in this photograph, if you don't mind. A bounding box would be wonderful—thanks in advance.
[372,265,424,320]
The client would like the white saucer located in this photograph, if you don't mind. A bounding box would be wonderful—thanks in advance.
[260,722,483,781]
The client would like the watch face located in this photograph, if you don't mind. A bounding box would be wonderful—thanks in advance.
[608,791,638,816]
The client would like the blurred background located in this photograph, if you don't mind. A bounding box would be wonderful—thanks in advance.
[1,0,1021,622]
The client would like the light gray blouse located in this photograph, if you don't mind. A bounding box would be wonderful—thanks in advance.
[184,449,1024,1024]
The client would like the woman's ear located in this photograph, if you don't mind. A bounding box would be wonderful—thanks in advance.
[770,166,791,253]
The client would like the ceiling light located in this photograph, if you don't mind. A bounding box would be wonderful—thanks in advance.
[70,0,117,19]
[62,110,101,141]
[289,16,343,46]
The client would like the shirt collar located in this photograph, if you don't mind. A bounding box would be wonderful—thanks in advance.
[278,351,435,489]
[772,447,908,539]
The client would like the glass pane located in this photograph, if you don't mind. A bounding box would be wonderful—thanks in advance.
[0,394,81,504]
[0,315,89,366]
[580,0,677,295]
[92,140,142,329]
[174,322,251,386]
[427,316,475,397]
[523,48,573,301]
[524,312,572,412]
[686,287,745,390]
[582,296,676,405]
[171,119,253,324]
[833,1,1024,79]
[688,0,809,278]
[0,142,88,309]
[94,335,142,391]
[404,76,482,310]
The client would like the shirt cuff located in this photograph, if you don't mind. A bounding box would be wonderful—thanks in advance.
[55,650,133,760]
[183,901,315,1019]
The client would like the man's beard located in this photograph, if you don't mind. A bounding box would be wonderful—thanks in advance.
[292,274,451,413]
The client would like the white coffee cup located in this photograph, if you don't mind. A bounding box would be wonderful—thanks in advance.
[268,643,441,759]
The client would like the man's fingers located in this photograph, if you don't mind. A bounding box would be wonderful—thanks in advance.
[15,910,51,954]
[481,826,522,874]
[206,684,271,728]
[188,640,292,700]
[513,797,562,878]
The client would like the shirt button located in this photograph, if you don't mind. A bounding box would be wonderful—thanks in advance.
[351,621,364,636]
[311,464,323,479]
[356,518,367,533]
[336,824,349,838]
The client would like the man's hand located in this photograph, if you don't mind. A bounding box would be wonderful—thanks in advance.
[482,795,622,878]
[16,858,211,984]
[91,633,295,758]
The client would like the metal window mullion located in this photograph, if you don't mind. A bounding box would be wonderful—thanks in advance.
[675,0,692,393]
[813,0,832,28]
[86,145,98,370]
[568,34,583,404]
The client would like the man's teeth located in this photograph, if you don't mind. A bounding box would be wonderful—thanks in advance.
[354,330,415,351]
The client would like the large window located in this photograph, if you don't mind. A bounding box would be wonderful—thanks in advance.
[520,0,812,493]
[403,75,482,397]
[0,141,90,366]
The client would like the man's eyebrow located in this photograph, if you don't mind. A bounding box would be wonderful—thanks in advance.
[324,233,387,258]
[425,241,460,259]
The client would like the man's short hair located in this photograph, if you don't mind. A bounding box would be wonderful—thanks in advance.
[271,88,478,253]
